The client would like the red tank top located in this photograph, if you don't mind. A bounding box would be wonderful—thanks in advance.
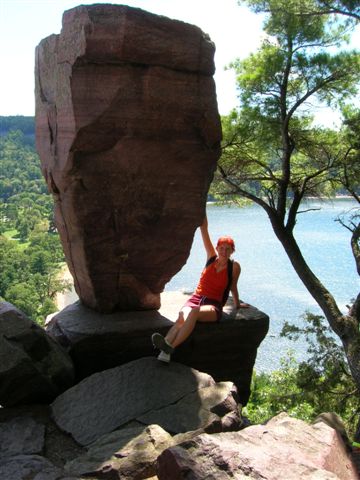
[195,260,228,302]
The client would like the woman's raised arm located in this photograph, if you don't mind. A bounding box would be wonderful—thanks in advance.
[200,215,216,260]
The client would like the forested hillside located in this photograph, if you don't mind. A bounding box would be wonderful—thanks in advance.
[0,118,70,324]
[0,115,35,136]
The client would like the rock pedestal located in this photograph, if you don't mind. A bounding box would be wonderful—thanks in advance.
[46,293,269,406]
[35,4,221,313]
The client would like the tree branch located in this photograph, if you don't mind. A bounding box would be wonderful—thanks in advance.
[217,164,275,215]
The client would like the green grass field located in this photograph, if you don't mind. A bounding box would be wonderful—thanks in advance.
[3,229,30,249]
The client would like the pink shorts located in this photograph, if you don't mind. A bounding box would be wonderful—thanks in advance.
[182,293,222,322]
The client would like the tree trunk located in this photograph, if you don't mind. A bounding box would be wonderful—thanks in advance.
[268,215,360,393]
[351,224,360,276]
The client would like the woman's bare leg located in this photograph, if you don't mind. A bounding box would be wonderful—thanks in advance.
[168,306,217,348]
[165,308,189,344]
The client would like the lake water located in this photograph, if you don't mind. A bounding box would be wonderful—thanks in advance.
[166,198,359,372]
[62,198,359,372]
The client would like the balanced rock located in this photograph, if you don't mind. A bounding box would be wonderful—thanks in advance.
[0,302,74,407]
[51,358,242,446]
[35,4,221,312]
[156,412,359,479]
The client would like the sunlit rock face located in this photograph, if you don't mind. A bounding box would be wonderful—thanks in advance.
[35,4,221,312]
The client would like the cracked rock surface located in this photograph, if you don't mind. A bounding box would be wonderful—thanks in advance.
[35,4,221,312]
[51,357,241,446]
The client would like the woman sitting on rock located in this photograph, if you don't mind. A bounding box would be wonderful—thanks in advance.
[152,214,248,363]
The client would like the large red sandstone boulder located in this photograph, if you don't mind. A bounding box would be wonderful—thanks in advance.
[156,413,359,479]
[35,4,221,312]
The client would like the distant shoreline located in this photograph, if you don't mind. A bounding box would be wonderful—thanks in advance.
[55,264,74,310]
[207,194,356,205]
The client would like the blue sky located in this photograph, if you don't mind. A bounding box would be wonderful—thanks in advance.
[0,0,265,116]
[0,0,358,123]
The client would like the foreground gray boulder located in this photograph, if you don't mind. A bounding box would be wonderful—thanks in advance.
[51,357,242,446]
[0,404,84,479]
[46,292,269,405]
[0,455,64,480]
[156,412,359,479]
[35,3,221,313]
[0,417,44,458]
[0,302,74,406]
[0,377,357,479]
[65,423,173,479]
